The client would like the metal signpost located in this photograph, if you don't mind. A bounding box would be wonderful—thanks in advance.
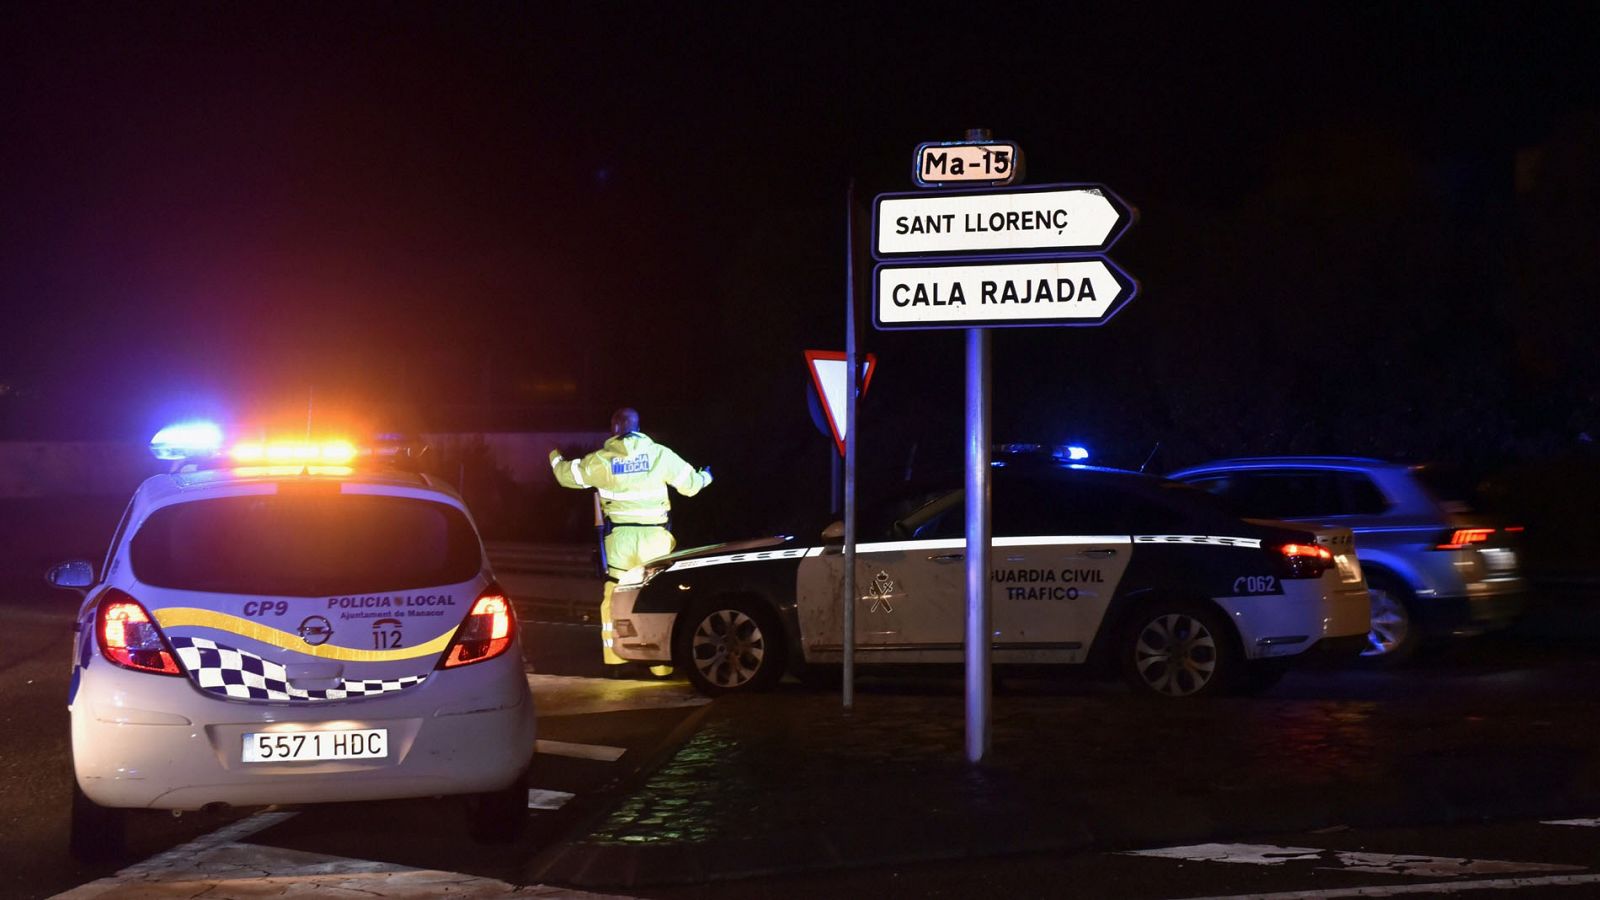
[870,131,1137,762]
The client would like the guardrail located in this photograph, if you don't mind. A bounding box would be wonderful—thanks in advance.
[486,541,601,624]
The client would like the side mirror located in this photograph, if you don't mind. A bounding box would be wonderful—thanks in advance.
[47,559,95,590]
[820,520,845,543]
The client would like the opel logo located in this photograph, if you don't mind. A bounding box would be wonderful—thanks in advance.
[298,615,333,646]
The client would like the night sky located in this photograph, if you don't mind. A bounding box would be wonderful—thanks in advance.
[4,2,1600,534]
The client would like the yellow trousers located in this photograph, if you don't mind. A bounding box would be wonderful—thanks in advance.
[600,525,676,672]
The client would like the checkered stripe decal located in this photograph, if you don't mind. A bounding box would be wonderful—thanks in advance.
[170,636,428,702]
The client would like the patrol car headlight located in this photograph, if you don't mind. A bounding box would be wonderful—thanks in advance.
[614,620,637,638]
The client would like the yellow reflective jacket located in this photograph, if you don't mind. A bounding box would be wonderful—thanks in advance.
[549,432,712,525]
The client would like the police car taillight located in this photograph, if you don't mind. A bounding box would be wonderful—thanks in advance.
[96,590,182,676]
[438,586,515,669]
[1273,542,1334,579]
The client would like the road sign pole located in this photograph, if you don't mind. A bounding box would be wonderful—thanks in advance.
[843,179,859,711]
[964,325,992,763]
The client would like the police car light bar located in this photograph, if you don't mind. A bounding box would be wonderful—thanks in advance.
[230,440,358,465]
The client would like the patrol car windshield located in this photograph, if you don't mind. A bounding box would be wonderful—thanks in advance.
[130,493,482,596]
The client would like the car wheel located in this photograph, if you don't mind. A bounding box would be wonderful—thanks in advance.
[1359,573,1419,665]
[1120,603,1238,698]
[69,781,125,862]
[464,766,528,844]
[677,597,785,696]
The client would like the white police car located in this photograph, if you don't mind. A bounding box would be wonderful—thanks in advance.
[610,455,1371,699]
[52,423,536,859]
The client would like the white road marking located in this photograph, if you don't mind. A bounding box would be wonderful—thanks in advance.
[535,738,627,762]
[1331,851,1580,878]
[1125,843,1581,878]
[1126,844,1323,866]
[52,809,639,899]
[1542,817,1600,827]
[528,788,576,810]
[1174,873,1600,899]
[527,672,709,716]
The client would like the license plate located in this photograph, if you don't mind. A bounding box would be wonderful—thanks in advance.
[1481,547,1518,572]
[242,728,387,763]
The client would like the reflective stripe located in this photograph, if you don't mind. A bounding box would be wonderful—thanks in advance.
[568,460,587,487]
[669,547,814,571]
[153,608,457,662]
[855,536,1130,554]
[598,487,668,502]
[1133,534,1262,549]
[608,509,669,522]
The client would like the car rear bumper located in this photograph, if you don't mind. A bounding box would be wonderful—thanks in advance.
[72,659,536,810]
[1217,583,1371,660]
[1417,589,1527,637]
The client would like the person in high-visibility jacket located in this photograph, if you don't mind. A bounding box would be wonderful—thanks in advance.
[549,408,712,676]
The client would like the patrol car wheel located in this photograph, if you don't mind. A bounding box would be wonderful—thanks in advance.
[1120,604,1239,699]
[1359,572,1419,665]
[677,598,785,696]
[464,765,529,844]
[69,781,125,861]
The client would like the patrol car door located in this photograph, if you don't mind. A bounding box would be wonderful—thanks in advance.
[796,487,965,662]
[989,474,1131,664]
[851,487,967,659]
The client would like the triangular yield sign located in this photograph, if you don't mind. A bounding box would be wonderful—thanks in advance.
[805,350,877,457]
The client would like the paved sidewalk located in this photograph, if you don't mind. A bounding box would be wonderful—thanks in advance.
[526,680,1600,891]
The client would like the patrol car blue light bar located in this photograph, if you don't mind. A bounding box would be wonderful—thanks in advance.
[1062,445,1090,461]
[149,421,224,460]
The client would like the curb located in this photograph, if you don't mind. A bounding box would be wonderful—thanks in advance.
[524,700,716,887]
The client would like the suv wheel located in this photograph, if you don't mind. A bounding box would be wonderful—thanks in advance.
[1360,572,1419,664]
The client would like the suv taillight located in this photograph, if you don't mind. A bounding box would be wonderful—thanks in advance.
[1435,527,1493,550]
[1273,542,1334,579]
[438,585,516,669]
[96,590,182,676]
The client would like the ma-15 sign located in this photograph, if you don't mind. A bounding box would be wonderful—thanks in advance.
[871,181,1138,331]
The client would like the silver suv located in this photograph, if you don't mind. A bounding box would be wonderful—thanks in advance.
[1168,457,1526,662]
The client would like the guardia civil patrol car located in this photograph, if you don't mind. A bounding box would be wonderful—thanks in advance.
[611,452,1370,698]
[53,423,536,859]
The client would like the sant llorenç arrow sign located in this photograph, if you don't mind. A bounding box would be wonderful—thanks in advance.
[871,180,1138,331]
[874,184,1133,258]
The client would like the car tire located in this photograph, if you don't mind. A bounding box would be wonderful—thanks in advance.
[1359,571,1419,666]
[1118,602,1240,699]
[69,781,125,862]
[676,596,786,696]
[464,766,528,844]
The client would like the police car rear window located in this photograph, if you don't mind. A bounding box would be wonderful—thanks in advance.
[130,494,482,596]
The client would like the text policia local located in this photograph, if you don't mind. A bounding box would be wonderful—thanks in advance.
[890,276,1099,307]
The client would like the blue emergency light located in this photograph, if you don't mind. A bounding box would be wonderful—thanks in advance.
[149,421,224,460]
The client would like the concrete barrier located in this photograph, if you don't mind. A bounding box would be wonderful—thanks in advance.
[0,442,158,498]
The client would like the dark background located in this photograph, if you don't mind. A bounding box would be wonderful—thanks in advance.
[4,1,1600,545]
